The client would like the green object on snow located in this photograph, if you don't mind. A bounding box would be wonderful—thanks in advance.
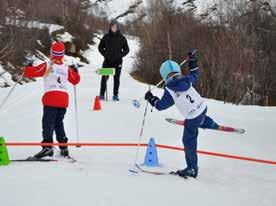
[97,68,116,76]
[0,137,10,166]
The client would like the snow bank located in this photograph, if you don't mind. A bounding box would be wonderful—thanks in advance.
[5,18,64,34]
[91,0,139,20]
[0,64,14,87]
[91,0,216,22]
[56,32,74,43]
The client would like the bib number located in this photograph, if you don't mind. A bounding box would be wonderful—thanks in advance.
[44,64,68,92]
[57,76,61,84]
[186,95,195,103]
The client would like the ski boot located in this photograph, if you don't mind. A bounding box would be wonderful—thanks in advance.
[99,95,105,101]
[176,167,198,178]
[113,95,120,101]
[31,147,54,159]
[60,148,69,157]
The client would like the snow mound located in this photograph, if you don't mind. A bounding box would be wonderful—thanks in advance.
[0,65,14,87]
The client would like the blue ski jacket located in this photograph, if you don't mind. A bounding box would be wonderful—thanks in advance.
[155,68,200,111]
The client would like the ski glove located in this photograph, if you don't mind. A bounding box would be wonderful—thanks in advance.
[145,91,159,107]
[188,49,198,70]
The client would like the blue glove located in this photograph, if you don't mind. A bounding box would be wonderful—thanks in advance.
[145,91,159,107]
[188,49,198,70]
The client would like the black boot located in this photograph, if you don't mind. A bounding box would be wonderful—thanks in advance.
[177,167,198,178]
[33,148,54,159]
[60,148,69,157]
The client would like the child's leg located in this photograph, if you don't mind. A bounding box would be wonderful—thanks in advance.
[182,110,207,170]
[42,106,58,148]
[182,119,200,169]
[55,108,68,150]
[200,115,219,130]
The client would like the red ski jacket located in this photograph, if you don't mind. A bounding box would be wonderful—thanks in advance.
[24,61,80,108]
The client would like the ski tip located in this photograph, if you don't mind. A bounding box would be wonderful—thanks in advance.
[64,156,77,163]
[128,169,139,174]
[237,129,246,134]
[230,128,246,134]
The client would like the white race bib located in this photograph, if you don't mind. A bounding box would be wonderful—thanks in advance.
[44,63,68,93]
[166,86,206,119]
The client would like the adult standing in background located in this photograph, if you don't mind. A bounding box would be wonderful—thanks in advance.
[98,19,129,101]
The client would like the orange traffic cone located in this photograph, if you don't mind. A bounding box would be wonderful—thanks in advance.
[93,96,102,111]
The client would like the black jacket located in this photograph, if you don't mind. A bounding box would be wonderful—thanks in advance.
[98,30,129,65]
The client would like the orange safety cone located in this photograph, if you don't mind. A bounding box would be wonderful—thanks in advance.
[93,96,102,111]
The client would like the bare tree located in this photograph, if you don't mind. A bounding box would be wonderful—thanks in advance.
[131,0,276,105]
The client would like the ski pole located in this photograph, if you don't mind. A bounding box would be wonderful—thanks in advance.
[131,86,151,172]
[179,58,189,67]
[0,73,24,111]
[73,85,81,148]
[132,58,190,108]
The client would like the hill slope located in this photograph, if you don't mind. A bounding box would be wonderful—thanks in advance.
[91,0,216,21]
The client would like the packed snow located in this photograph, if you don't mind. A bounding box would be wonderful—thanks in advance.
[0,35,276,206]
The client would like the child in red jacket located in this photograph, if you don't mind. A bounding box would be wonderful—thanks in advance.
[24,42,80,159]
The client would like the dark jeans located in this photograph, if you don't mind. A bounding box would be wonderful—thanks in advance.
[42,106,68,149]
[100,61,122,97]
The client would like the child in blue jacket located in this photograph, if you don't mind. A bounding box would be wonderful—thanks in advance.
[145,50,219,178]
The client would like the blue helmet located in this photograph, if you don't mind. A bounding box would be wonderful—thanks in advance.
[160,60,181,82]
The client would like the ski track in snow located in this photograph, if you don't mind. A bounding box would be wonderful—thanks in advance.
[0,36,276,206]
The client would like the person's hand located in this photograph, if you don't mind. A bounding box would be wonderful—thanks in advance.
[145,91,159,107]
[188,49,198,60]
[188,49,198,70]
[145,91,154,100]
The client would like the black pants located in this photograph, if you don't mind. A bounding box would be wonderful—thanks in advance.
[42,106,68,149]
[100,61,122,97]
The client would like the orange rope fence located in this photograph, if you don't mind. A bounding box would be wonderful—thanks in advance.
[5,142,276,166]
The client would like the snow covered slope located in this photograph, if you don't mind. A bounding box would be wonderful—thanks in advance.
[91,0,215,22]
[0,36,276,206]
[91,0,139,20]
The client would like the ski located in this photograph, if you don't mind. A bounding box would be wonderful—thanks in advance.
[11,158,58,162]
[11,157,76,163]
[129,164,188,179]
[165,118,245,134]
